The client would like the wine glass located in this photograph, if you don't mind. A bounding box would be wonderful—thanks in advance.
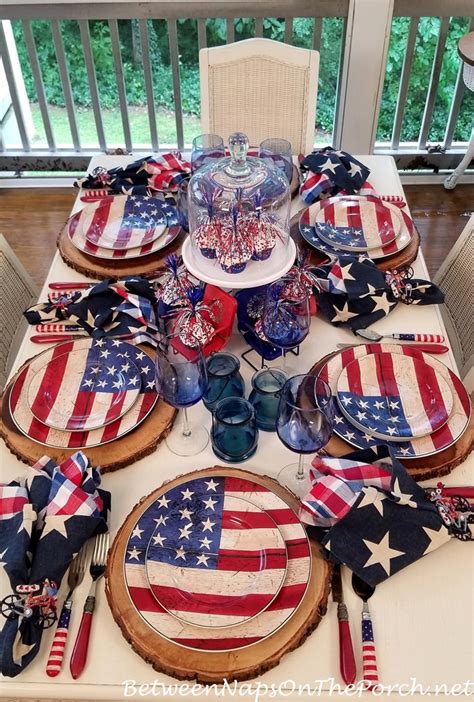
[191,134,225,173]
[259,138,293,183]
[276,375,333,496]
[155,335,209,456]
[261,279,311,374]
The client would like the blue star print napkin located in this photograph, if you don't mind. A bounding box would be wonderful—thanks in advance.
[300,446,455,586]
[300,148,371,204]
[24,276,159,346]
[0,452,109,677]
[311,256,444,330]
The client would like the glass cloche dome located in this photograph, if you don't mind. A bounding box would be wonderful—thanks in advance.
[182,132,295,289]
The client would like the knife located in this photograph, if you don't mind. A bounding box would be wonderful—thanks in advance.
[332,564,357,685]
[336,343,449,354]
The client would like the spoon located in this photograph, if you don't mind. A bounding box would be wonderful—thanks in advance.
[351,573,379,690]
[355,329,445,343]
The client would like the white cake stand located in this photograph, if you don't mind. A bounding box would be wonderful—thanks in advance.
[181,236,296,290]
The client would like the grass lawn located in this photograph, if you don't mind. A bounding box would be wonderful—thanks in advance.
[30,104,202,149]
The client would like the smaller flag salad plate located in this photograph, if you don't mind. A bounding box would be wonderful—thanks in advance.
[82,195,167,250]
[145,493,287,629]
[9,338,158,449]
[68,195,181,260]
[26,345,142,431]
[313,196,401,251]
[317,343,470,458]
[336,352,454,441]
[299,196,413,261]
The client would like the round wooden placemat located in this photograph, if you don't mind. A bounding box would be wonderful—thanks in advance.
[290,210,420,272]
[57,220,186,280]
[0,347,177,473]
[310,352,474,481]
[106,466,332,683]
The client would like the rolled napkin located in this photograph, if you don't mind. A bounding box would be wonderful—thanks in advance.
[309,256,444,330]
[0,453,110,677]
[300,445,470,586]
[300,148,371,204]
[75,152,191,196]
[24,276,159,346]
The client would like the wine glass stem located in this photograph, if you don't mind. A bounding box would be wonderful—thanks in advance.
[182,407,192,438]
[296,453,305,481]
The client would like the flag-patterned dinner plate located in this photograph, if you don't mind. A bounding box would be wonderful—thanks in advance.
[9,338,158,448]
[336,352,454,441]
[68,205,181,260]
[26,344,142,431]
[314,196,401,251]
[299,197,413,260]
[81,195,167,250]
[123,475,311,651]
[317,344,470,458]
[145,493,287,629]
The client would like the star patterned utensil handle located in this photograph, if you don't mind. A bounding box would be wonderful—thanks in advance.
[361,603,379,690]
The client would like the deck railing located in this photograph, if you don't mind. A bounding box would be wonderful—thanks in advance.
[0,0,472,175]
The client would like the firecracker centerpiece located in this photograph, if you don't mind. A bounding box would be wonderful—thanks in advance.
[183,132,295,289]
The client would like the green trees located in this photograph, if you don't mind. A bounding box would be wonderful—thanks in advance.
[12,16,473,143]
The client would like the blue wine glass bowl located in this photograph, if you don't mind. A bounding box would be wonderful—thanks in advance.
[155,343,208,409]
[276,375,333,454]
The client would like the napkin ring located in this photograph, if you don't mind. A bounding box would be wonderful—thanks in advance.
[0,579,58,629]
[426,486,473,542]
[385,266,414,304]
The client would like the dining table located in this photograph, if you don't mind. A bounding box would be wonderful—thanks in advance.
[1,154,473,702]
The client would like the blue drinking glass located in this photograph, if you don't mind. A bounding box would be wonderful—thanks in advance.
[276,375,333,496]
[191,134,225,173]
[248,367,287,431]
[258,138,293,183]
[261,279,310,373]
[176,180,189,231]
[211,397,259,463]
[203,352,245,412]
[155,337,209,456]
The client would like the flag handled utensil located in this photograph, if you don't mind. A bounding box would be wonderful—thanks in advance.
[351,573,379,690]
[336,343,449,354]
[45,547,88,677]
[355,329,445,343]
[332,564,356,685]
[69,532,109,679]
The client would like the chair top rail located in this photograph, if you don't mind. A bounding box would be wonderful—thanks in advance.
[0,0,350,21]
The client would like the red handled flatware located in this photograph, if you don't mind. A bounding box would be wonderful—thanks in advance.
[31,334,88,344]
[35,324,83,334]
[332,565,356,685]
[48,282,94,290]
[70,532,109,679]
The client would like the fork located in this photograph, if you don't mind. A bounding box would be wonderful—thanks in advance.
[69,532,109,679]
[46,547,88,677]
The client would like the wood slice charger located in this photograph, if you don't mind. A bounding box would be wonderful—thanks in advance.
[106,466,332,683]
[0,346,177,473]
[290,208,421,272]
[310,352,474,481]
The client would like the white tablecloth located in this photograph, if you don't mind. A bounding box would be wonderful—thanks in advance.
[1,156,472,701]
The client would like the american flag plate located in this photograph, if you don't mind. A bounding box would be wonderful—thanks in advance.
[9,338,158,448]
[318,344,470,458]
[68,204,181,260]
[123,474,311,651]
[299,197,413,260]
[314,196,401,251]
[336,352,454,441]
[81,195,167,250]
[145,493,287,628]
[26,343,142,431]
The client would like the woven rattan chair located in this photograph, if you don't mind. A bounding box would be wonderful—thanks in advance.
[0,235,38,388]
[433,216,474,390]
[199,38,319,154]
